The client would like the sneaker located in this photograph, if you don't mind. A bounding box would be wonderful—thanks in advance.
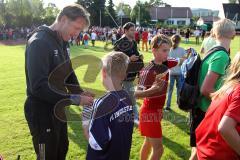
[164,107,172,112]
[134,119,139,126]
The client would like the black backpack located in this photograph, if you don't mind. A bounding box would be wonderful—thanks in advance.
[177,46,229,112]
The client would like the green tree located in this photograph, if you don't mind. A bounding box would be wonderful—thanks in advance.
[42,3,60,25]
[106,0,117,27]
[229,0,237,3]
[3,0,45,27]
[0,0,6,26]
[149,0,164,6]
[130,0,152,26]
[77,0,106,26]
[76,0,93,9]
[228,0,240,3]
[116,3,131,18]
[130,0,164,26]
[192,16,200,24]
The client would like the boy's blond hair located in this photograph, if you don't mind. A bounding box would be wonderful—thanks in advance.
[212,18,236,39]
[151,34,172,49]
[102,51,129,80]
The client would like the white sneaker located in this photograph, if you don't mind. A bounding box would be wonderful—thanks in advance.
[134,119,139,126]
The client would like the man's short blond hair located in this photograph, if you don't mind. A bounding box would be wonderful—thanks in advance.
[212,18,236,39]
[57,4,90,28]
[102,51,129,79]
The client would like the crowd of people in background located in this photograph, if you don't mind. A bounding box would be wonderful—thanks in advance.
[0,24,210,49]
[0,27,36,40]
[65,25,209,50]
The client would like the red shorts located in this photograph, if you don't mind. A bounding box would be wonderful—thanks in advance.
[139,105,163,138]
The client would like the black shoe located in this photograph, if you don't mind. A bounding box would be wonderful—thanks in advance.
[164,107,172,112]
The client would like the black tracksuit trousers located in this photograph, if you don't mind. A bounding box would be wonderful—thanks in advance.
[24,97,69,160]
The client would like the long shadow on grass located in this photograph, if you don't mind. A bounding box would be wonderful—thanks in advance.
[70,44,107,54]
[67,87,106,152]
[163,135,190,159]
[68,118,88,151]
[183,40,202,46]
[163,110,190,134]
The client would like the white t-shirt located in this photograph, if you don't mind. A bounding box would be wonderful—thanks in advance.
[112,33,116,41]
[91,32,97,40]
[153,30,157,35]
[148,33,152,41]
[26,28,30,33]
[194,30,201,37]
[169,47,186,75]
[176,29,180,35]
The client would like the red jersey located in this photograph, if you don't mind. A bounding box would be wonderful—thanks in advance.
[135,32,140,41]
[83,34,89,40]
[196,85,240,160]
[138,59,179,111]
[142,31,148,41]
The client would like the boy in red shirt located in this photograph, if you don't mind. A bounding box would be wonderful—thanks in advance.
[83,32,90,49]
[142,29,149,52]
[135,29,140,51]
[196,52,240,160]
[135,30,140,45]
[135,34,184,160]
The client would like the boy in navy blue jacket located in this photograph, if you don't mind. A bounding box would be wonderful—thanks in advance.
[86,51,134,160]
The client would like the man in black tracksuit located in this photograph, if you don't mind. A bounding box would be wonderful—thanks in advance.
[114,22,144,125]
[24,4,93,160]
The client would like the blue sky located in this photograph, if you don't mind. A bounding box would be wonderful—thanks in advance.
[43,0,229,17]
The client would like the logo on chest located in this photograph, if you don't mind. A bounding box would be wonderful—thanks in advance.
[67,48,70,57]
[54,50,59,57]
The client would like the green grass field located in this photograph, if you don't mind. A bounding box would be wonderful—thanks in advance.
[0,37,239,160]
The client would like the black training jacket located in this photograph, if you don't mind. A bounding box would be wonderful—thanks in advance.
[114,36,144,81]
[25,25,83,108]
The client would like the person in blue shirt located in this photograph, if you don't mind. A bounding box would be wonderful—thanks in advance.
[86,51,134,160]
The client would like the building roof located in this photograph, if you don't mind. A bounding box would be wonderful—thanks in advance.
[197,16,220,25]
[191,8,219,17]
[222,3,240,21]
[149,6,193,20]
[192,8,212,11]
[199,16,220,22]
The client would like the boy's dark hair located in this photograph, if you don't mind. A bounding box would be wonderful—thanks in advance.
[123,22,135,32]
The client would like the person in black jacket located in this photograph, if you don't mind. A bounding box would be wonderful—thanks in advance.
[24,4,94,160]
[114,22,144,125]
